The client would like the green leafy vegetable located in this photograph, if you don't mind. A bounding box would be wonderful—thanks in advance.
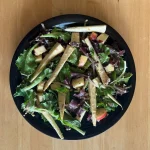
[96,86,115,97]
[16,44,38,76]
[89,48,95,58]
[111,60,132,85]
[68,48,80,65]
[61,113,85,135]
[115,57,124,75]
[97,97,118,112]
[115,72,133,84]
[70,66,85,73]
[55,86,69,94]
[41,90,59,118]
[21,89,36,115]
[63,113,81,128]
[58,63,71,82]
[14,68,52,96]
[98,45,110,64]
[83,60,91,70]
[110,71,117,81]
[41,31,71,43]
[51,28,64,33]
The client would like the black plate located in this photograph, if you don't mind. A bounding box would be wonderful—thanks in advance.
[10,14,136,140]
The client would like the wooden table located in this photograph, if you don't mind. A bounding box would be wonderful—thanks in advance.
[0,0,149,150]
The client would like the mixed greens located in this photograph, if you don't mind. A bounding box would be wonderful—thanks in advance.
[14,23,132,139]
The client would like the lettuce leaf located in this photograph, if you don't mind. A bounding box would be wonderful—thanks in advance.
[96,86,115,97]
[98,44,110,64]
[115,57,124,75]
[16,44,38,76]
[58,63,71,82]
[41,30,71,43]
[14,68,52,97]
[55,86,69,94]
[97,97,118,112]
[20,89,36,114]
[68,48,80,65]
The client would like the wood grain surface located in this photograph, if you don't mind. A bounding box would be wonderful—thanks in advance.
[0,0,149,150]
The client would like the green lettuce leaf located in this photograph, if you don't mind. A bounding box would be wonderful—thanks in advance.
[16,44,38,76]
[63,113,81,128]
[58,63,71,82]
[83,60,91,70]
[41,29,71,43]
[40,90,59,118]
[115,57,124,76]
[20,89,36,114]
[62,113,85,135]
[55,86,69,94]
[68,48,80,65]
[99,44,110,64]
[96,86,115,97]
[97,97,118,112]
[14,68,52,97]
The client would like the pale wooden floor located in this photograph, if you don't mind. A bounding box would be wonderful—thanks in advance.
[0,0,149,150]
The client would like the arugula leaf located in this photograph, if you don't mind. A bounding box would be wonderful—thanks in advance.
[68,48,80,65]
[99,53,110,64]
[116,72,133,83]
[41,31,71,43]
[58,63,71,82]
[98,45,110,64]
[97,97,118,112]
[96,86,118,112]
[16,44,38,76]
[96,86,115,97]
[111,60,132,85]
[115,57,124,75]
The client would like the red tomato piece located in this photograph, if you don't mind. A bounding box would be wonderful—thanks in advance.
[89,32,98,40]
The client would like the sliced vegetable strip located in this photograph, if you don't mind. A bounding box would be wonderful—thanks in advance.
[42,111,64,139]
[58,93,66,120]
[107,94,123,110]
[44,45,75,91]
[30,43,64,82]
[88,79,97,126]
[65,25,106,33]
[85,37,110,85]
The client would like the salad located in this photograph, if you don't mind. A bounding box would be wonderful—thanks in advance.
[14,22,132,139]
